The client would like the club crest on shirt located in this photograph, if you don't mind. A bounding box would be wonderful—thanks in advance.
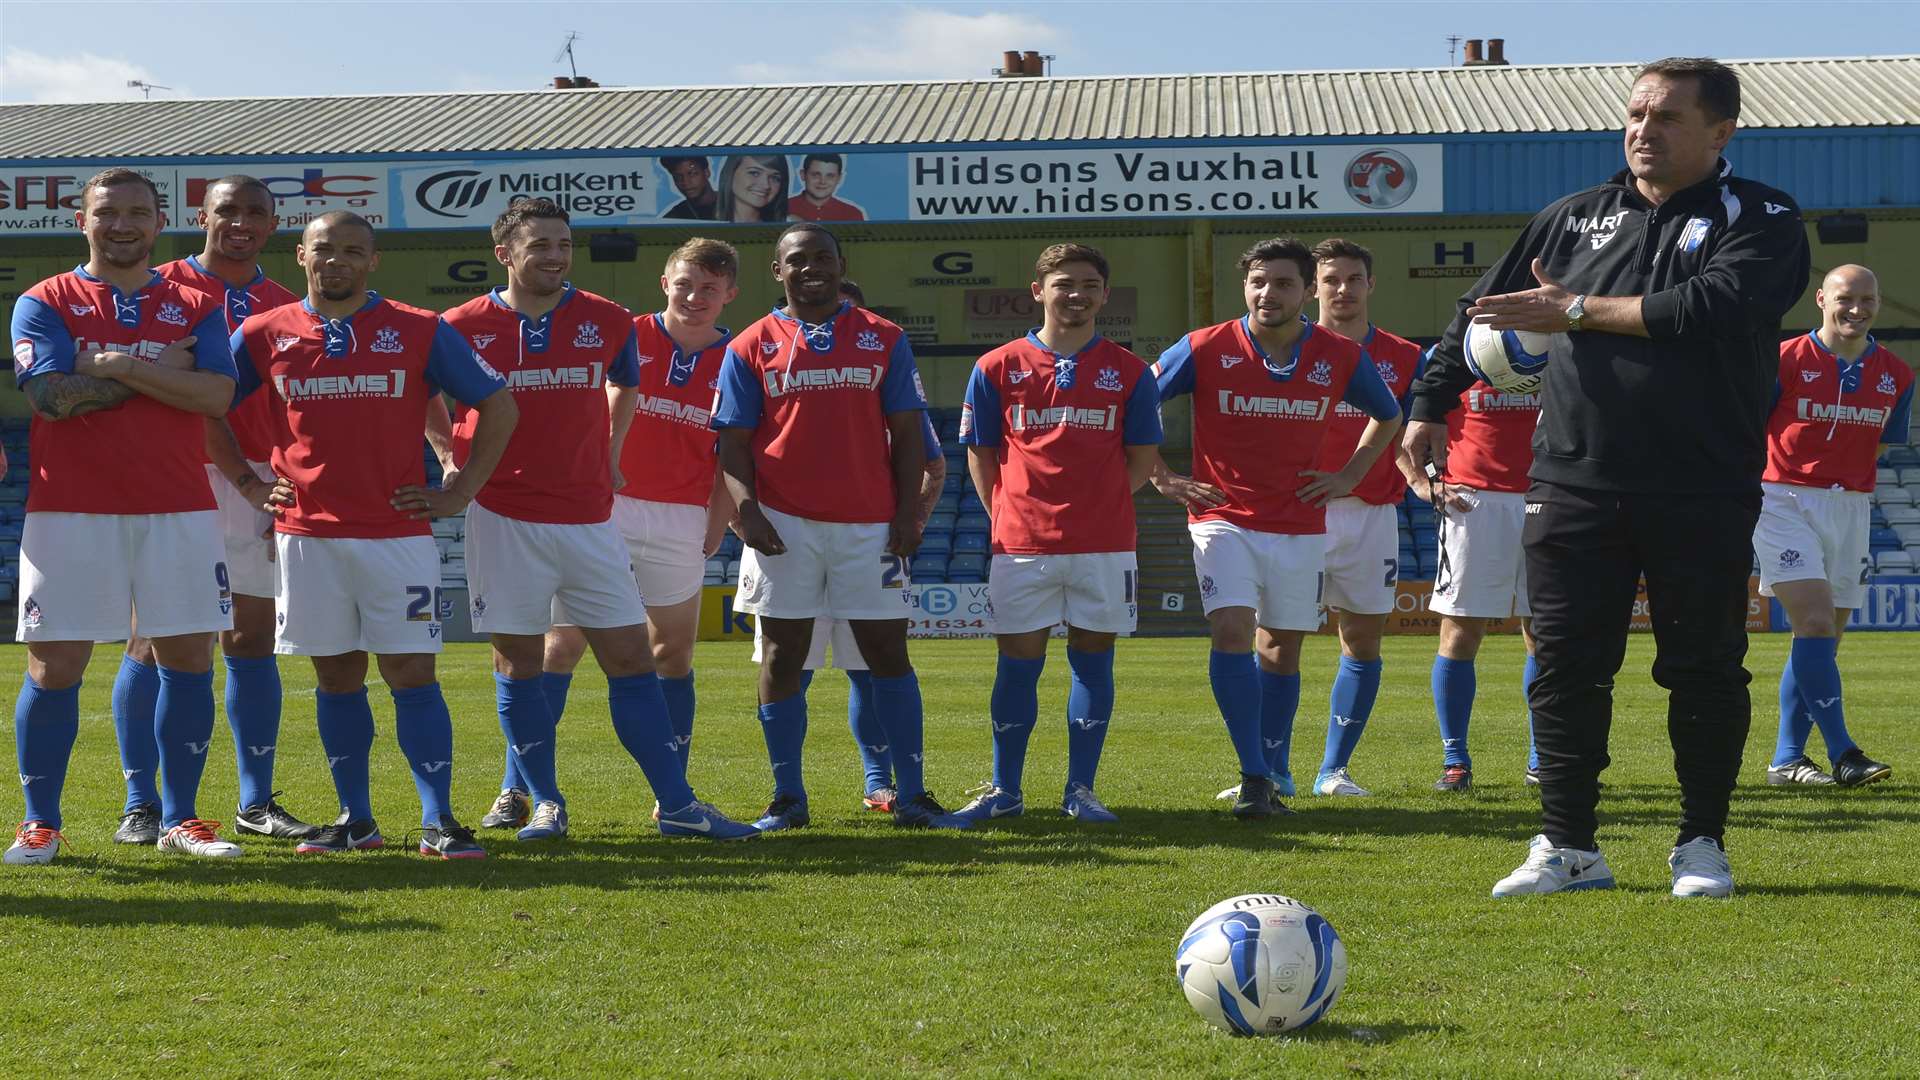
[155,302,189,328]
[1218,354,1243,369]
[68,304,95,317]
[1094,366,1123,392]
[271,332,302,353]
[1008,369,1032,384]
[1879,372,1899,395]
[856,330,884,352]
[470,333,497,351]
[369,327,404,354]
[573,321,604,349]
[1801,369,1821,383]
[1779,548,1805,569]
[1376,360,1399,385]
[1306,359,1334,387]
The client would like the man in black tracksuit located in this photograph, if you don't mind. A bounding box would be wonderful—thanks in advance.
[1405,57,1811,898]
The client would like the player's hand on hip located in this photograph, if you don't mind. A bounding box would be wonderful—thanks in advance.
[391,483,469,521]
[736,503,786,556]
[154,335,199,370]
[1152,472,1228,513]
[1465,259,1573,332]
[887,508,924,558]
[437,466,462,494]
[245,474,296,515]
[76,349,134,380]
[1295,468,1358,507]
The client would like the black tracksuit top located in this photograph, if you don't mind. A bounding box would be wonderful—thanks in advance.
[1409,158,1812,494]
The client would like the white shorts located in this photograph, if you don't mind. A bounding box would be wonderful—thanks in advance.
[1321,498,1400,616]
[274,534,446,656]
[1754,482,1871,609]
[750,616,867,670]
[209,461,276,598]
[612,495,707,608]
[735,505,912,622]
[987,551,1138,635]
[1429,489,1530,619]
[15,511,231,642]
[1189,520,1324,631]
[465,502,647,635]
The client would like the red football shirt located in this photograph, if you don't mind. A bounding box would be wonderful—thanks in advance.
[960,333,1162,555]
[1444,382,1540,494]
[1314,325,1422,506]
[444,286,640,524]
[1764,332,1914,492]
[156,256,300,463]
[617,313,731,507]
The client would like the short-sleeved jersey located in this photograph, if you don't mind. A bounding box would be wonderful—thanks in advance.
[786,196,866,222]
[444,286,639,525]
[618,313,732,507]
[231,293,506,539]
[1155,316,1398,535]
[711,303,927,524]
[1313,325,1423,506]
[1765,331,1914,492]
[156,256,301,463]
[1445,378,1541,495]
[10,266,236,515]
[960,332,1161,555]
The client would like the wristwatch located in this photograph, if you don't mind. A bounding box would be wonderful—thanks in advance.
[1565,294,1587,333]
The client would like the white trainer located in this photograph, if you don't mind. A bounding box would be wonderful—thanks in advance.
[157,819,243,858]
[1313,768,1372,797]
[1491,833,1615,897]
[1669,836,1734,898]
[5,822,65,866]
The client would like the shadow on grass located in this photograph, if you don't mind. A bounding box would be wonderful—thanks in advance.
[14,893,440,932]
[1290,1019,1459,1045]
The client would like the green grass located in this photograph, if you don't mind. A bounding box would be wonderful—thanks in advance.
[2,634,1916,1078]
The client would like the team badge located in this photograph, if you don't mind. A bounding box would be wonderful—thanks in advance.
[856,330,885,352]
[1008,369,1032,384]
[573,321,604,349]
[912,370,928,403]
[471,333,497,351]
[1306,359,1334,387]
[1779,548,1805,569]
[471,595,488,618]
[1200,575,1217,600]
[1218,354,1243,369]
[1879,372,1899,395]
[155,302,189,327]
[1678,217,1712,254]
[1376,360,1398,385]
[1094,366,1123,392]
[13,340,36,368]
[369,327,405,354]
[761,340,780,356]
[68,304,95,317]
[21,597,42,629]
[958,403,974,439]
[1801,369,1821,383]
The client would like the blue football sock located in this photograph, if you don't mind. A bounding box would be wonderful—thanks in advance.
[110,653,161,813]
[14,676,79,830]
[1523,652,1542,771]
[756,689,809,800]
[1208,650,1266,777]
[845,670,893,793]
[610,673,697,810]
[1790,636,1856,763]
[989,654,1045,794]
[870,672,927,801]
[1319,656,1382,778]
[314,688,377,822]
[224,655,282,811]
[1772,651,1811,767]
[391,683,457,827]
[660,671,696,771]
[495,673,562,807]
[1260,670,1301,779]
[154,666,216,829]
[1433,655,1475,768]
[1065,648,1115,791]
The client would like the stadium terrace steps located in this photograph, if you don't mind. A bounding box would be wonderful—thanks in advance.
[1133,451,1208,637]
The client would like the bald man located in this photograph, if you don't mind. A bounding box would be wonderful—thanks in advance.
[1757,265,1912,787]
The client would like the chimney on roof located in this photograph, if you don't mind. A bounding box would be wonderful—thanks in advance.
[995,49,1046,77]
[1486,38,1508,64]
[551,75,599,89]
[1022,51,1045,76]
[1462,38,1483,65]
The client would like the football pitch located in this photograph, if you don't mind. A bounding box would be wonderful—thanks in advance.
[2,634,1915,1078]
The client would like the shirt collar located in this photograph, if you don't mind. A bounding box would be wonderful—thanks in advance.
[301,291,382,322]
[73,264,162,298]
[1238,314,1314,380]
[185,253,267,291]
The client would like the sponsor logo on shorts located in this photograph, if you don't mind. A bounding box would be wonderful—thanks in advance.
[1779,548,1805,569]
[155,302,189,327]
[1306,359,1334,387]
[369,327,405,354]
[22,597,42,628]
[573,321,605,350]
[471,595,487,618]
[1094,366,1123,392]
[1200,574,1217,599]
[855,330,885,352]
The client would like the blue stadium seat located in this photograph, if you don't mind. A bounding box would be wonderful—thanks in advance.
[925,512,957,534]
[959,490,985,514]
[952,532,988,553]
[0,519,21,539]
[948,553,987,578]
[1870,527,1902,551]
[934,493,961,516]
[941,472,965,495]
[716,534,743,558]
[919,533,952,555]
[911,554,948,581]
[957,511,990,533]
[1888,446,1920,468]
[724,559,741,583]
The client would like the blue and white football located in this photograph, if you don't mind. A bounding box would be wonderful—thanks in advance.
[1464,318,1551,395]
[1174,893,1347,1036]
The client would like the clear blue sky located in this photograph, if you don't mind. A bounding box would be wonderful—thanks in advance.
[1,0,1914,103]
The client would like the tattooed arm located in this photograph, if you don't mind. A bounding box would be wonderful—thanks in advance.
[22,368,138,420]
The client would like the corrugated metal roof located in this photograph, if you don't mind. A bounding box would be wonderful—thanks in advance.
[1,55,1914,160]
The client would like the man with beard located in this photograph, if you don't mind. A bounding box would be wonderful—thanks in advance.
[8,168,242,863]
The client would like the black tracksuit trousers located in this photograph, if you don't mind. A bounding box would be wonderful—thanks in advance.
[1521,480,1762,852]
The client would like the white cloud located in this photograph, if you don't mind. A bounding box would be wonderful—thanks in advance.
[0,48,190,103]
[730,8,1060,84]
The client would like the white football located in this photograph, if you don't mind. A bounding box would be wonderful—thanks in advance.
[1464,319,1551,395]
[1174,893,1347,1036]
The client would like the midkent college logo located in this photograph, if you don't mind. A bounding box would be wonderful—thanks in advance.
[1217,390,1329,419]
[1009,403,1117,432]
[274,370,408,400]
[763,364,881,398]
